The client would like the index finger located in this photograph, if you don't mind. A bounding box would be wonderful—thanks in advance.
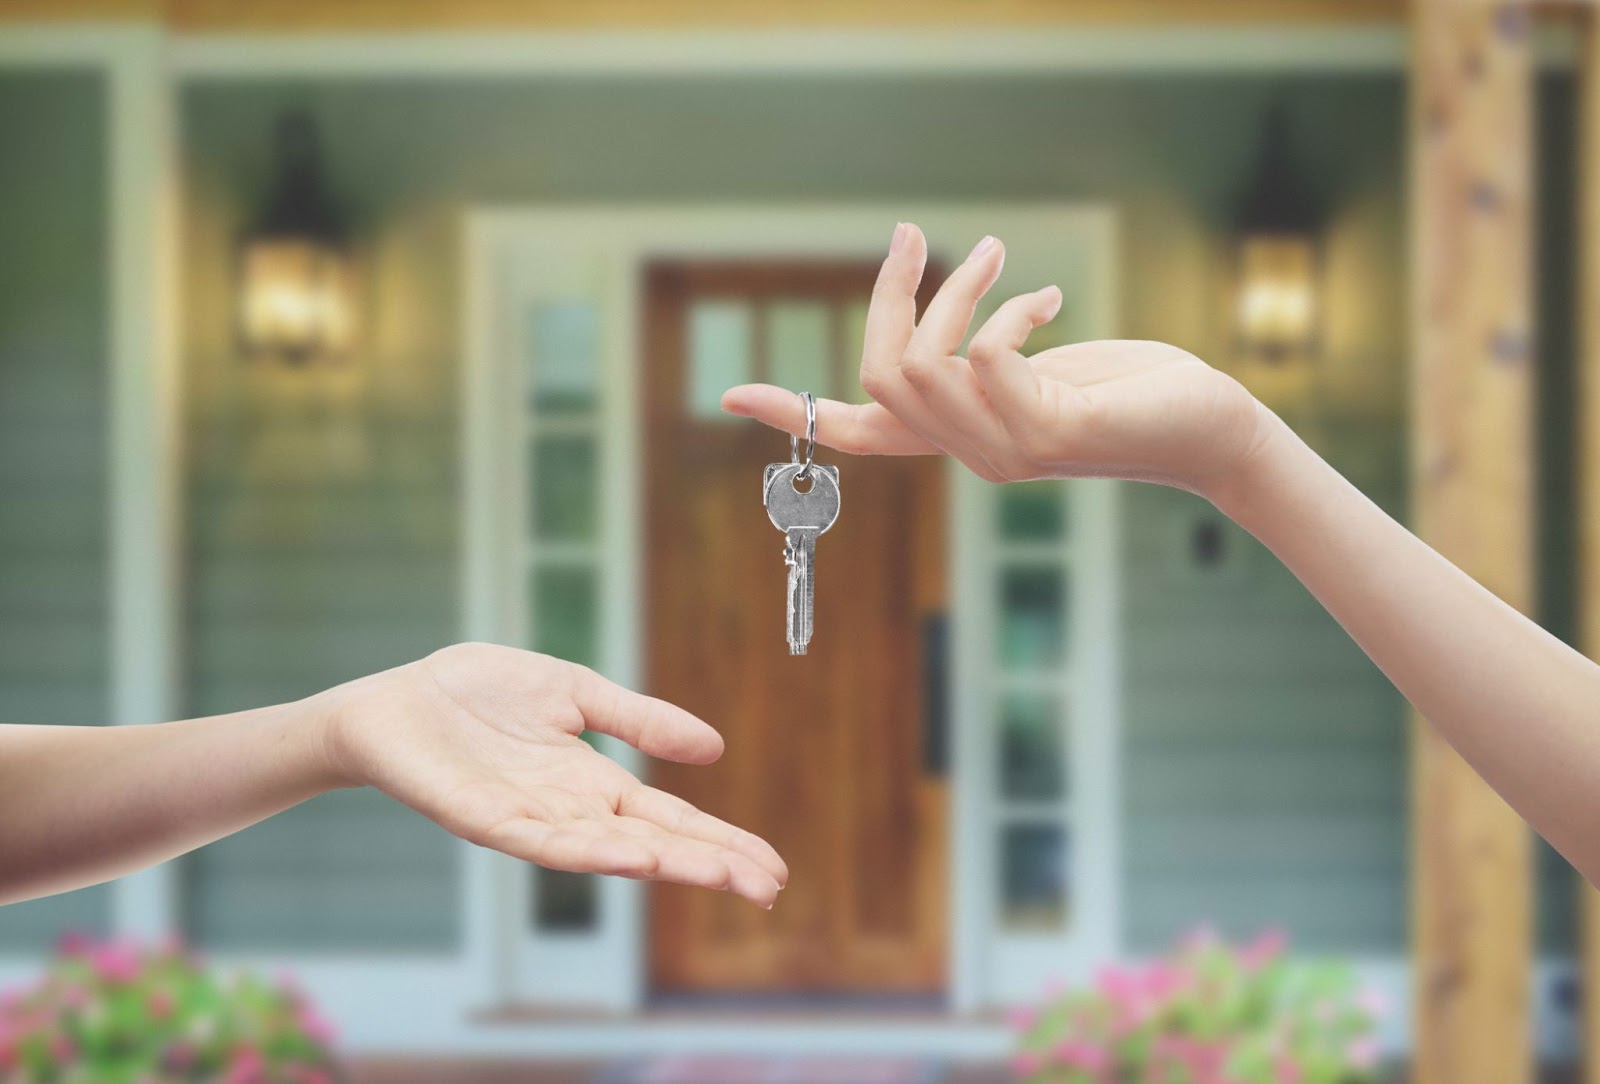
[721,385,936,456]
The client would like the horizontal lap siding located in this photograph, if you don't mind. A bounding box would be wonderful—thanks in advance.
[179,91,462,947]
[181,791,457,951]
[1120,425,1410,954]
[0,73,111,949]
[177,427,460,948]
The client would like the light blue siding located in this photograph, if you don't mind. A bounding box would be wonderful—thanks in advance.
[0,71,112,948]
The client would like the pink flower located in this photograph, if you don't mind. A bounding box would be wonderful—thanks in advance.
[1356,987,1390,1020]
[1142,961,1189,1002]
[1006,1006,1038,1032]
[49,1033,76,1063]
[1096,966,1140,1003]
[1239,928,1288,971]
[1183,1039,1230,1076]
[296,1004,337,1047]
[1076,1043,1111,1072]
[55,932,92,958]
[146,989,175,1020]
[225,1045,266,1084]
[1273,1055,1303,1084]
[1010,1050,1043,1077]
[88,941,142,984]
[1347,1036,1381,1070]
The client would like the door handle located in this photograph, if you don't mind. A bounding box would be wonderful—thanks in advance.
[922,614,950,778]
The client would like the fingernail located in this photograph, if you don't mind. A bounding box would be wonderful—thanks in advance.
[1041,285,1064,317]
[969,235,998,260]
[890,222,908,254]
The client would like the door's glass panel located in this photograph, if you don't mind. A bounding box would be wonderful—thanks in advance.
[999,481,1068,542]
[531,566,599,667]
[528,301,599,413]
[767,301,832,399]
[999,691,1065,801]
[530,434,597,542]
[842,299,872,404]
[998,566,1068,669]
[533,868,598,933]
[1001,823,1069,931]
[687,301,752,419]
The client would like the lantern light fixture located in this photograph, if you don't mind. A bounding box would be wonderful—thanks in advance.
[1233,105,1321,366]
[237,110,356,365]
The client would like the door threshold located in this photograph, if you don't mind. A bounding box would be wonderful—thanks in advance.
[477,999,992,1026]
[465,1006,1012,1059]
[644,992,948,1016]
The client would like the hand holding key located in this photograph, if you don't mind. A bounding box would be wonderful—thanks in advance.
[723,223,1274,506]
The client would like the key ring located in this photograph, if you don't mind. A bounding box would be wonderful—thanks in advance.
[790,392,817,481]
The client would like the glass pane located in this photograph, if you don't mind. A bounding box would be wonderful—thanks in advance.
[998,566,1068,669]
[999,481,1067,542]
[530,434,597,542]
[1001,823,1069,931]
[534,868,598,933]
[532,565,598,667]
[842,300,872,404]
[767,301,832,398]
[528,302,599,413]
[1000,692,1065,801]
[688,301,752,419]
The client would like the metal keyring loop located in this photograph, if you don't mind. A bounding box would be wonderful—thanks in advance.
[790,392,817,481]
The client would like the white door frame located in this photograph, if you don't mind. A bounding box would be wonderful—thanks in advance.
[462,202,1119,1013]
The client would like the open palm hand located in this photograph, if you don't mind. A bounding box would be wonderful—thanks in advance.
[319,643,787,908]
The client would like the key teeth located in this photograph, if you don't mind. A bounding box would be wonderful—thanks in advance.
[790,644,807,656]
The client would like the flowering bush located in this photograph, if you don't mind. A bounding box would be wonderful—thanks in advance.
[0,934,341,1084]
[1009,929,1386,1084]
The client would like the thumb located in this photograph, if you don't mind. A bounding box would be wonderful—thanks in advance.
[567,664,725,765]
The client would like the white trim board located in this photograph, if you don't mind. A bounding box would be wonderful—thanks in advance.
[173,25,1406,77]
[0,25,183,940]
[168,24,1579,79]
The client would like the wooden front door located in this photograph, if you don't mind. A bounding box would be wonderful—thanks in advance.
[645,261,948,994]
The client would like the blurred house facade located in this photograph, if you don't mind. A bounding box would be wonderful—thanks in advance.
[0,8,1586,1068]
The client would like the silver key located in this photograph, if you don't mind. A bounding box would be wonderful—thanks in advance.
[763,461,840,655]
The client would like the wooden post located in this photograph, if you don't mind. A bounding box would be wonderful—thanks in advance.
[1410,3,1535,1083]
[1579,13,1600,1084]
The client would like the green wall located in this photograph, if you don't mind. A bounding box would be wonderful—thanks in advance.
[178,73,1444,956]
[0,71,112,948]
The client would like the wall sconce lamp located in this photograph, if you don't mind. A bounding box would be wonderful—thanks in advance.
[1233,106,1321,366]
[237,110,356,364]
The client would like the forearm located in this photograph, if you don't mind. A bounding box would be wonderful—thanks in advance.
[1212,413,1600,881]
[0,697,347,905]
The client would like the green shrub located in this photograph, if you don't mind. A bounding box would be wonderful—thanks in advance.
[1010,929,1385,1084]
[0,935,341,1084]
